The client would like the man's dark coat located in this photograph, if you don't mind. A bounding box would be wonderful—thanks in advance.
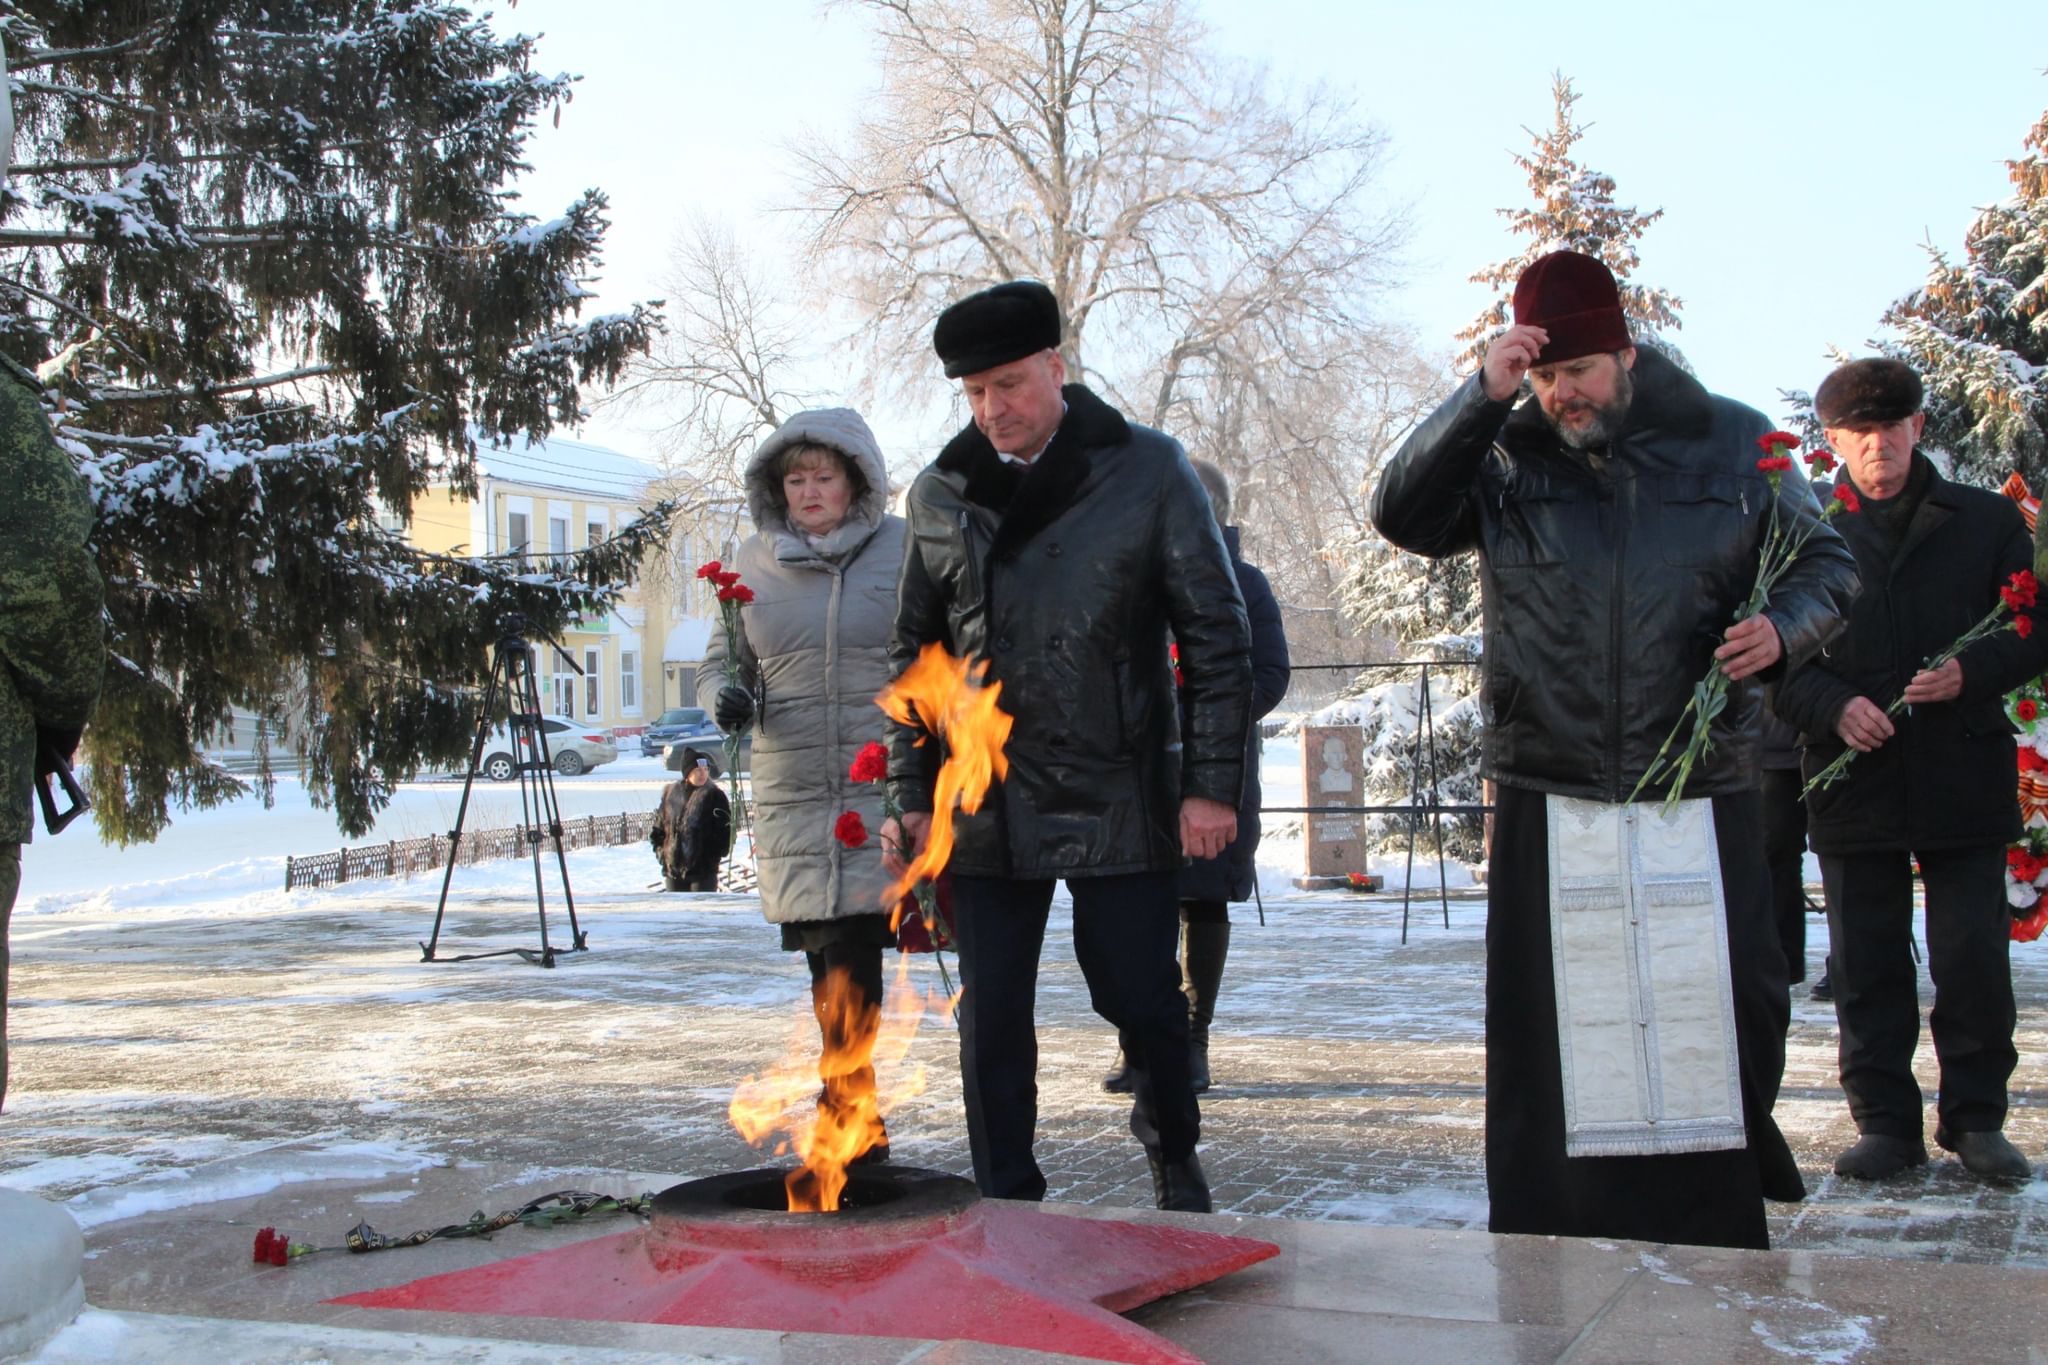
[1372,348,1858,801]
[889,384,1252,879]
[1179,527,1289,904]
[1776,455,2048,854]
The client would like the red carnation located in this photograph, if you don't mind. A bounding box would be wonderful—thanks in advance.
[2018,615,2036,640]
[695,560,722,580]
[849,741,889,783]
[713,570,741,589]
[1757,430,1801,456]
[2011,846,2030,867]
[1804,448,1837,474]
[717,583,756,604]
[1755,454,1794,474]
[2006,569,2039,607]
[2015,901,2048,943]
[1833,485,1861,515]
[2020,699,2040,723]
[253,1228,278,1262]
[834,810,869,848]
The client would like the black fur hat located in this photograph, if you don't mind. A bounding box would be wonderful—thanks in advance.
[933,280,1061,379]
[1815,358,1924,428]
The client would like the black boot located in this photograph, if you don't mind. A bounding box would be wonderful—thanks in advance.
[1145,1148,1213,1213]
[1102,1042,1135,1094]
[1181,921,1230,1094]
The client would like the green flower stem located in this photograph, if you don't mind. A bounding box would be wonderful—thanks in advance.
[1801,610,2021,798]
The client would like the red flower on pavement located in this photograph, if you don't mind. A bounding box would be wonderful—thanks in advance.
[695,560,723,580]
[2019,699,2040,723]
[834,810,869,848]
[1757,430,1801,457]
[717,583,755,604]
[849,741,889,784]
[1805,448,1837,475]
[1833,484,1862,515]
[253,1228,278,1262]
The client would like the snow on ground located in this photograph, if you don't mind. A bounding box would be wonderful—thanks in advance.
[20,738,1478,916]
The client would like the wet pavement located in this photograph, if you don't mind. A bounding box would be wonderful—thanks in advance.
[3,848,2042,1272]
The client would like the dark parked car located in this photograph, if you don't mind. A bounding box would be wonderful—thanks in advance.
[639,707,721,757]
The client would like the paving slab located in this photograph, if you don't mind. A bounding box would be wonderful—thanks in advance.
[31,1157,2048,1362]
[4,848,2046,1360]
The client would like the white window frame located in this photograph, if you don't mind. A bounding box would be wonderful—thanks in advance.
[505,495,534,565]
[619,644,641,715]
[584,645,603,718]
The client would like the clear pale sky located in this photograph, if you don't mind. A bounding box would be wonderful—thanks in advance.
[493,0,2048,462]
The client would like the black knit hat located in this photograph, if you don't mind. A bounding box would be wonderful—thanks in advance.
[1814,358,1924,428]
[668,745,721,776]
[933,280,1061,379]
[1512,251,1633,365]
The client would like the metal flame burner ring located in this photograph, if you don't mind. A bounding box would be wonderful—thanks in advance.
[648,1166,984,1255]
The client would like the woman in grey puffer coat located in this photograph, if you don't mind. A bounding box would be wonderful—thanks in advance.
[699,407,906,1157]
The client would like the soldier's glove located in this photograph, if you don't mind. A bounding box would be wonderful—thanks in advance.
[714,685,755,733]
[35,726,83,774]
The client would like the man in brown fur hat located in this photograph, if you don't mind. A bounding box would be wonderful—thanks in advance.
[1777,357,2045,1185]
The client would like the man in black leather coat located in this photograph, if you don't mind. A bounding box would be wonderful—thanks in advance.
[1776,358,2045,1186]
[1372,251,1857,1249]
[882,281,1252,1211]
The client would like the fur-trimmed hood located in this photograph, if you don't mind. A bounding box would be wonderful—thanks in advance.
[744,407,891,560]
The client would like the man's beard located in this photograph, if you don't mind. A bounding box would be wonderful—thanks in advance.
[1544,364,1634,450]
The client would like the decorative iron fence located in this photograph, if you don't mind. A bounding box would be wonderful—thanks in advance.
[285,811,659,890]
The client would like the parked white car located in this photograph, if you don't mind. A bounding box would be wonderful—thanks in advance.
[476,717,619,779]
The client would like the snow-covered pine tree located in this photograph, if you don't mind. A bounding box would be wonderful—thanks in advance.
[1881,90,2048,490]
[1332,525,1486,863]
[1454,72,1685,373]
[0,3,665,842]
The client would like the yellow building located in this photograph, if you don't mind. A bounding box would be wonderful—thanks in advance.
[405,430,736,740]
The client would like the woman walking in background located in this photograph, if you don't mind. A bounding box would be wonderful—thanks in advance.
[1107,457,1290,1094]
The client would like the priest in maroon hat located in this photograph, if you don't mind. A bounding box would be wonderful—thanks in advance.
[1371,251,1859,1249]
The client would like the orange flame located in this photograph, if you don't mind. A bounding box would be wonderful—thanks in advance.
[727,955,937,1212]
[876,642,1014,907]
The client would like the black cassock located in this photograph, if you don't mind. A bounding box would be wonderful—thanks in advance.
[1484,784,1805,1250]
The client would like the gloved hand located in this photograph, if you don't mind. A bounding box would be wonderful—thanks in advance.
[714,684,755,733]
[35,726,84,779]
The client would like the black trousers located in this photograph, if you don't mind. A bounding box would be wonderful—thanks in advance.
[804,941,886,1129]
[1485,786,1798,1250]
[1760,767,1810,983]
[951,870,1197,1200]
[1818,845,2017,1139]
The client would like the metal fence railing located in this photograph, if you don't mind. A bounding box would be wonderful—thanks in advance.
[285,810,659,890]
[1264,659,1488,940]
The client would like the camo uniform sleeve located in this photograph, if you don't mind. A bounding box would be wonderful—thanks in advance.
[0,373,105,841]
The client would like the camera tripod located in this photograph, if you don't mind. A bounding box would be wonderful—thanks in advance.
[420,628,588,967]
